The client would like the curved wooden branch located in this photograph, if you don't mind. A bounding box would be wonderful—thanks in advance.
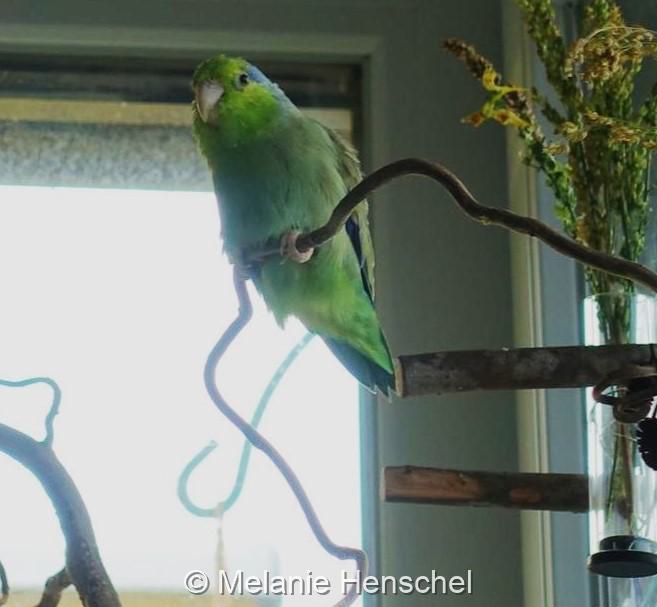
[0,423,120,607]
[0,563,70,607]
[245,158,657,294]
[204,269,366,607]
[35,569,71,607]
[0,562,7,606]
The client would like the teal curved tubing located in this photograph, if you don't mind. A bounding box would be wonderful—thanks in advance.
[178,332,314,517]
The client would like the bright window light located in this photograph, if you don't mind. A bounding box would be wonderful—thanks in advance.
[0,186,362,605]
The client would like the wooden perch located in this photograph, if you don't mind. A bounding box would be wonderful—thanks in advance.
[244,158,657,295]
[383,466,588,512]
[394,343,657,397]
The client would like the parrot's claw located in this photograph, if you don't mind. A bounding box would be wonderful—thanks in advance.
[280,230,314,263]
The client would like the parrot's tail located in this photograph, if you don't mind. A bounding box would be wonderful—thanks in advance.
[321,336,395,397]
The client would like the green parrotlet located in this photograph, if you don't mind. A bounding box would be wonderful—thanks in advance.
[192,54,394,394]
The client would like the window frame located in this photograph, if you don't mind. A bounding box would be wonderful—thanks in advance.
[0,19,386,601]
[503,1,592,605]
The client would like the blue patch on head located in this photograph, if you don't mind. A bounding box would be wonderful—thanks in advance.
[246,62,294,108]
[246,64,271,85]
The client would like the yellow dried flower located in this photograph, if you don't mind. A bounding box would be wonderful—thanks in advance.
[546,142,569,155]
[449,0,656,306]
[566,24,657,84]
[610,124,641,143]
[585,111,614,126]
[492,109,530,128]
[462,111,486,127]
[481,67,527,97]
[559,121,588,142]
[481,67,499,90]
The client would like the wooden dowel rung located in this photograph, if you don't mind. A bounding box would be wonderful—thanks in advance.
[383,466,588,513]
[394,344,657,397]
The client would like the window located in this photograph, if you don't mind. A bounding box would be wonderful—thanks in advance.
[0,58,368,605]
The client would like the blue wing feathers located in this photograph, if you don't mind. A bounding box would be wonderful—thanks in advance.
[345,216,373,302]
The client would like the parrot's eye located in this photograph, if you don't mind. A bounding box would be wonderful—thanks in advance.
[235,72,249,90]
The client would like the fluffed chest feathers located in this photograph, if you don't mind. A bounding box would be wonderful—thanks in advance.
[211,117,348,258]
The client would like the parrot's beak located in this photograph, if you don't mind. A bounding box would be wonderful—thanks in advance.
[195,80,224,124]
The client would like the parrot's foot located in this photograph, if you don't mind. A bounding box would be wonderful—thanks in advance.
[280,230,314,263]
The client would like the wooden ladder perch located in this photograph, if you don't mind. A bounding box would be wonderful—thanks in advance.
[383,343,657,513]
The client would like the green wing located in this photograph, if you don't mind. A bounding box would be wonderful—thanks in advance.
[316,121,376,299]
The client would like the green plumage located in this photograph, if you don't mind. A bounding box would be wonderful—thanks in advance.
[192,55,394,393]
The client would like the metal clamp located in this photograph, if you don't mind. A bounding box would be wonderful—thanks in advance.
[592,364,657,423]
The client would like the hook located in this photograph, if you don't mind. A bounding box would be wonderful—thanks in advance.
[178,332,314,517]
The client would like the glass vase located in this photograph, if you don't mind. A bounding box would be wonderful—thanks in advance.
[585,293,657,578]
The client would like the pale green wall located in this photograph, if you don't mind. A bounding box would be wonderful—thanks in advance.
[0,1,522,605]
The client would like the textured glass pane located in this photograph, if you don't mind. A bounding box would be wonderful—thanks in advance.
[0,120,208,190]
